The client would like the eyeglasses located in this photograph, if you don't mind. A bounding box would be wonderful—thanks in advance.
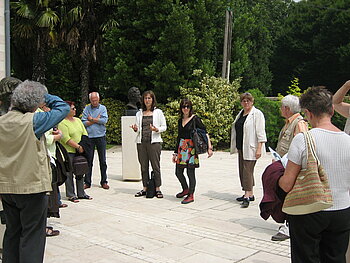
[181,105,190,109]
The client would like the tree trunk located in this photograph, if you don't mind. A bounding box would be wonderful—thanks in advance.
[80,55,90,111]
[32,33,47,84]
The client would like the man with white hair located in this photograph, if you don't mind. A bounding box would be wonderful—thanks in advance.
[82,92,109,189]
[0,80,69,262]
[272,94,308,241]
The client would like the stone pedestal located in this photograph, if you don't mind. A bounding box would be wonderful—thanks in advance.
[121,116,141,180]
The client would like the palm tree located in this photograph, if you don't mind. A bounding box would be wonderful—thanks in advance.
[11,0,60,84]
[59,0,117,108]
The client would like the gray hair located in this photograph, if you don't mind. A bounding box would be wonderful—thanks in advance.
[11,80,48,112]
[89,92,100,99]
[281,95,300,114]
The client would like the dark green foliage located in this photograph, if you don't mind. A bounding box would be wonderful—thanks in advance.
[101,98,125,144]
[271,0,350,95]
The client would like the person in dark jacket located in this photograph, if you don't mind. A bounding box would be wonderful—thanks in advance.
[172,98,213,204]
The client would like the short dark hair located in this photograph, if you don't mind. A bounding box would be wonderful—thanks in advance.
[300,86,333,117]
[141,90,157,111]
[179,98,193,117]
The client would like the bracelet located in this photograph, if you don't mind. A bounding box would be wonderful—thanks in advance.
[77,145,81,150]
[209,147,213,150]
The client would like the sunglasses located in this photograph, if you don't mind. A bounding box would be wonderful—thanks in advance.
[71,107,76,110]
[181,105,190,109]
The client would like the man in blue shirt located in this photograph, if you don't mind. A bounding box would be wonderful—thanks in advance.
[82,92,109,189]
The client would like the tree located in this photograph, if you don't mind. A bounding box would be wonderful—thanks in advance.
[145,4,196,101]
[230,0,288,95]
[271,0,350,94]
[59,0,117,108]
[11,0,60,83]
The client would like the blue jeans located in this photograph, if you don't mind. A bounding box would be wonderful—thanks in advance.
[84,136,108,186]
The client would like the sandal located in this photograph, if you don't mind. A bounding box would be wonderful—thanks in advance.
[59,203,68,208]
[46,228,60,237]
[135,190,146,197]
[78,195,93,200]
[155,191,163,199]
[68,197,79,203]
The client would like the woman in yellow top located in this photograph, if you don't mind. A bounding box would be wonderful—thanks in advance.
[58,101,92,203]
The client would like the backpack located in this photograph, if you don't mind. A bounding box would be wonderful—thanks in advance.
[72,155,89,179]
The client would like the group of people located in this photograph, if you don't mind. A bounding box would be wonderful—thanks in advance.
[0,78,349,263]
[131,91,213,204]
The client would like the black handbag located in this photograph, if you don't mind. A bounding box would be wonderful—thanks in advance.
[146,171,156,198]
[192,117,208,155]
[72,155,89,178]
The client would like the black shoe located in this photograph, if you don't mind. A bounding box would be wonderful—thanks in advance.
[271,232,290,241]
[240,198,249,208]
[236,195,255,202]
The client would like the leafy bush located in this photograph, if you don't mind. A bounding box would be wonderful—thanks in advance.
[162,71,240,150]
[101,98,125,144]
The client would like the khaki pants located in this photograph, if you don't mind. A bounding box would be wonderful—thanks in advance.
[238,150,256,191]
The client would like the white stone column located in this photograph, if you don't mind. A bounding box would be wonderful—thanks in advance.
[0,1,5,251]
[121,116,141,180]
[0,1,5,78]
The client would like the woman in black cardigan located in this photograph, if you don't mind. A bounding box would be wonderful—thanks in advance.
[172,98,213,204]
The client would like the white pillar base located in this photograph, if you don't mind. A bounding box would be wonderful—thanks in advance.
[121,116,141,181]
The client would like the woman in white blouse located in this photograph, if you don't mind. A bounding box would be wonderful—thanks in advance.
[230,92,267,208]
[131,91,167,198]
[279,86,350,263]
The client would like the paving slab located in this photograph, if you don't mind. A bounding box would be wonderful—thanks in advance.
[44,146,290,262]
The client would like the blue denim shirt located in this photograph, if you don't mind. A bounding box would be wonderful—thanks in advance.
[33,94,70,139]
[81,104,108,138]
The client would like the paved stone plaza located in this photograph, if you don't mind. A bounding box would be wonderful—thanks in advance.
[45,146,290,263]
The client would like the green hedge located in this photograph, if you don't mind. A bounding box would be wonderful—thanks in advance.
[101,98,125,144]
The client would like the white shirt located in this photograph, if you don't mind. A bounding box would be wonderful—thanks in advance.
[288,128,350,211]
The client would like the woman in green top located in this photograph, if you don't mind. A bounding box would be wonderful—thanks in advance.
[58,101,92,202]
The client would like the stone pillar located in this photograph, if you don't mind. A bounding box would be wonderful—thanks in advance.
[121,116,141,180]
[0,1,5,251]
[0,2,5,79]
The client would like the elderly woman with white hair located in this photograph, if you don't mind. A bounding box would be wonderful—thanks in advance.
[0,80,70,262]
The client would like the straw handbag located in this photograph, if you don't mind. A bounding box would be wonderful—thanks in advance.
[282,132,333,215]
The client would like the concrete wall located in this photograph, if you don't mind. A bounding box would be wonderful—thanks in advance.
[0,2,5,79]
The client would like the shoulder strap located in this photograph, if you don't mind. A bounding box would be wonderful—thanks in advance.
[304,131,320,164]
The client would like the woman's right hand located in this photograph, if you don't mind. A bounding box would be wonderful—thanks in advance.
[78,145,84,153]
[130,124,138,132]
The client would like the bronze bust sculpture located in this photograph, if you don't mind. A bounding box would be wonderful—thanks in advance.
[125,86,141,116]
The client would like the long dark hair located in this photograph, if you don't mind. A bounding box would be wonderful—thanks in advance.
[179,98,193,118]
[141,90,157,111]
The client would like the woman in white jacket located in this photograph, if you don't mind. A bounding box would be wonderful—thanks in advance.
[131,90,167,198]
[230,92,267,208]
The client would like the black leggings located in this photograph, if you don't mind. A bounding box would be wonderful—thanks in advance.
[175,166,196,194]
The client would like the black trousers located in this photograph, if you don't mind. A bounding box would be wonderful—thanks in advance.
[175,166,196,194]
[288,207,350,263]
[1,192,48,263]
